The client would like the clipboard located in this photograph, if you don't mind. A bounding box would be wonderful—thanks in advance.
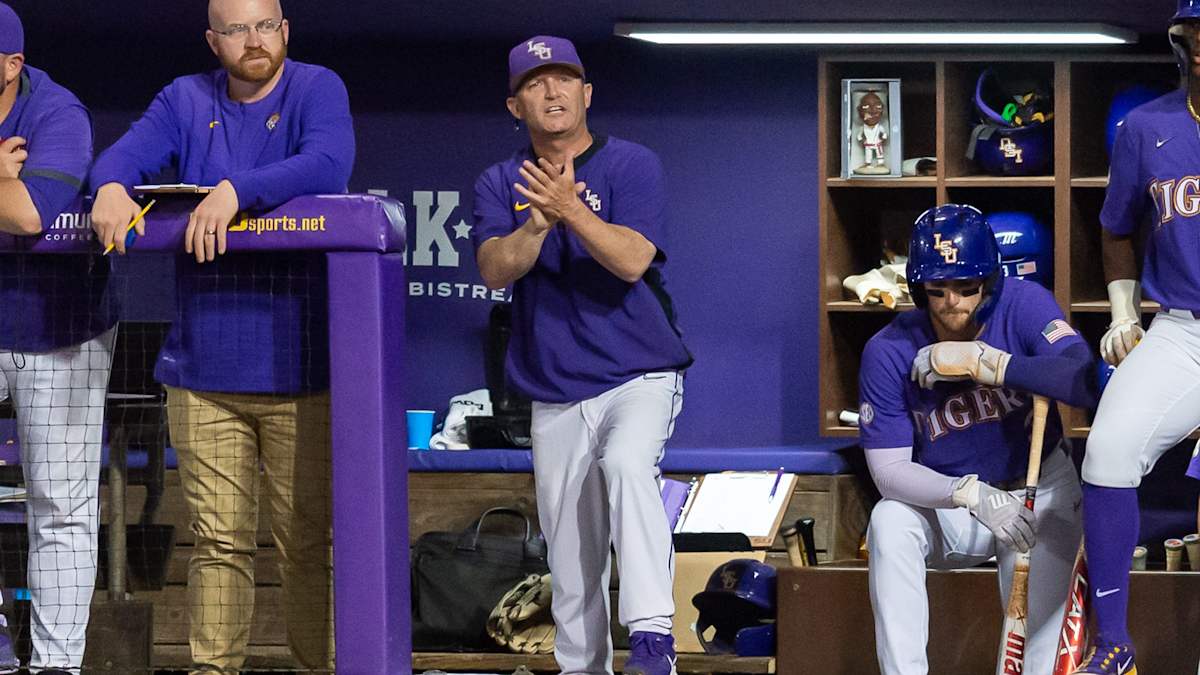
[134,183,217,194]
[676,471,797,548]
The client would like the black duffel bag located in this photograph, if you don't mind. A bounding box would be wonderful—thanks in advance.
[411,507,550,651]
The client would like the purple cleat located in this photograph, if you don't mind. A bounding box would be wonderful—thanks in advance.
[1071,640,1137,674]
[624,631,677,675]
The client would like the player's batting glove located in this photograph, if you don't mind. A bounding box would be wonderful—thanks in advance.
[952,475,1035,553]
[1101,279,1144,366]
[911,341,1010,389]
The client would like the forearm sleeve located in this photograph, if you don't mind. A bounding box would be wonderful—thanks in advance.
[866,445,959,509]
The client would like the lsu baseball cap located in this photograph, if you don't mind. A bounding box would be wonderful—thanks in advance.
[508,35,584,94]
[0,2,22,55]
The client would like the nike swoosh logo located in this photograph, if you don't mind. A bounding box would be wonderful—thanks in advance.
[514,202,531,212]
[1096,587,1121,598]
[1157,138,1171,148]
[1118,656,1133,673]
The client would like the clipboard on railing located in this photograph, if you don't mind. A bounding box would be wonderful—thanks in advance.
[675,471,797,548]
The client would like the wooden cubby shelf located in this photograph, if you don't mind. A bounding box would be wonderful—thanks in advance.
[818,52,1174,439]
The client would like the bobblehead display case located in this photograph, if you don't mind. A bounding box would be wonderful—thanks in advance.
[842,79,903,178]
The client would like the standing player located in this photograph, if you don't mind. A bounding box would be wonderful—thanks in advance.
[860,204,1095,675]
[1074,3,1200,672]
[0,4,117,673]
[89,0,353,672]
[472,35,692,675]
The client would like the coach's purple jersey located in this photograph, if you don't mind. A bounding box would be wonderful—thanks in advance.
[1103,89,1200,311]
[858,279,1084,482]
[0,66,115,352]
[91,60,354,393]
[472,135,692,403]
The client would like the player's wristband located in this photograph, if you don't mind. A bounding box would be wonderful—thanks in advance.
[1106,279,1141,327]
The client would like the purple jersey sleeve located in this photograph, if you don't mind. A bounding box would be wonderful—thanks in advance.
[1100,121,1145,236]
[19,102,92,227]
[226,68,355,210]
[1001,283,1097,408]
[607,145,668,260]
[858,335,916,450]
[89,85,182,193]
[1188,445,1200,481]
[471,164,515,249]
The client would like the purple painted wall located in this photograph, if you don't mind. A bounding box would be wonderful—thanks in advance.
[29,31,821,446]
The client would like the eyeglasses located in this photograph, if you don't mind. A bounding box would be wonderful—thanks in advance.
[212,18,284,40]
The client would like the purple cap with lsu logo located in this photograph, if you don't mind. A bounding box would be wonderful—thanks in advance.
[508,35,584,94]
[0,2,24,55]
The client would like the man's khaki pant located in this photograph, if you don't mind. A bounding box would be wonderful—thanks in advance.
[166,386,334,674]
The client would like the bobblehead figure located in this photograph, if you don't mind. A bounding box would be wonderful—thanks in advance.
[855,90,890,175]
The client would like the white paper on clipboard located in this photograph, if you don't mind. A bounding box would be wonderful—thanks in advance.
[677,471,796,543]
[134,183,217,194]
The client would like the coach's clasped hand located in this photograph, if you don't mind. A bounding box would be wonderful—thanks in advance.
[952,474,1035,553]
[911,340,1011,389]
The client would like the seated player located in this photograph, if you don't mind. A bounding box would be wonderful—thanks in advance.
[858,204,1097,675]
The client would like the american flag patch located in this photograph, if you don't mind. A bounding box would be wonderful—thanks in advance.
[1016,261,1038,276]
[1042,319,1076,344]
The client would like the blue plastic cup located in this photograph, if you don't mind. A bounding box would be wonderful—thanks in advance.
[406,410,436,450]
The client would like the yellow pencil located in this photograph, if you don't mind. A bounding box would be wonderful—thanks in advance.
[102,199,156,255]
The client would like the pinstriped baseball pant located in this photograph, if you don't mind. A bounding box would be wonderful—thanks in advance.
[531,371,684,675]
[0,326,115,671]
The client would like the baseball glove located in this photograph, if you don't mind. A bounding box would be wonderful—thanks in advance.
[487,573,555,654]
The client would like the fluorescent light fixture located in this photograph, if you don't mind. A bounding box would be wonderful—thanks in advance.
[614,22,1137,46]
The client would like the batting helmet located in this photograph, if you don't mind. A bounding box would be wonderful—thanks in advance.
[692,559,777,657]
[988,211,1053,290]
[967,69,1053,176]
[907,204,1005,324]
[1106,85,1170,158]
[1175,0,1200,23]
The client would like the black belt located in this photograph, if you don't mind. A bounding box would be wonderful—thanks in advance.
[986,477,1027,491]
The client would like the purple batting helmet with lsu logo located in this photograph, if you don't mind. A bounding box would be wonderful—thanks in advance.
[691,559,777,657]
[907,204,1005,324]
[508,35,585,93]
[967,69,1053,176]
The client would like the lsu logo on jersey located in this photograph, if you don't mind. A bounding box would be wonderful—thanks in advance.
[584,189,601,212]
[933,233,958,263]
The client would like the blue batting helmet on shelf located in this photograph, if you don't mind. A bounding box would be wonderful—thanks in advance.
[692,559,777,657]
[907,204,1005,323]
[988,210,1053,290]
[967,69,1053,176]
[1106,85,1170,158]
[1096,357,1117,395]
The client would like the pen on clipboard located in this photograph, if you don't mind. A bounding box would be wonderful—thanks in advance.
[103,199,156,255]
[768,466,784,501]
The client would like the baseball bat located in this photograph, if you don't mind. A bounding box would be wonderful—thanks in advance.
[1185,533,1200,571]
[797,517,818,566]
[997,395,1049,675]
[1052,542,1090,675]
[1166,538,1185,571]
[1131,546,1147,571]
[781,522,808,567]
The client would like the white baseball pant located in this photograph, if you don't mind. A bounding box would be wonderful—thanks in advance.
[868,447,1081,675]
[531,371,683,675]
[1084,310,1200,487]
[0,327,115,670]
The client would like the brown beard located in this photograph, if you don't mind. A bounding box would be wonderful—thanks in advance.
[225,39,287,84]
